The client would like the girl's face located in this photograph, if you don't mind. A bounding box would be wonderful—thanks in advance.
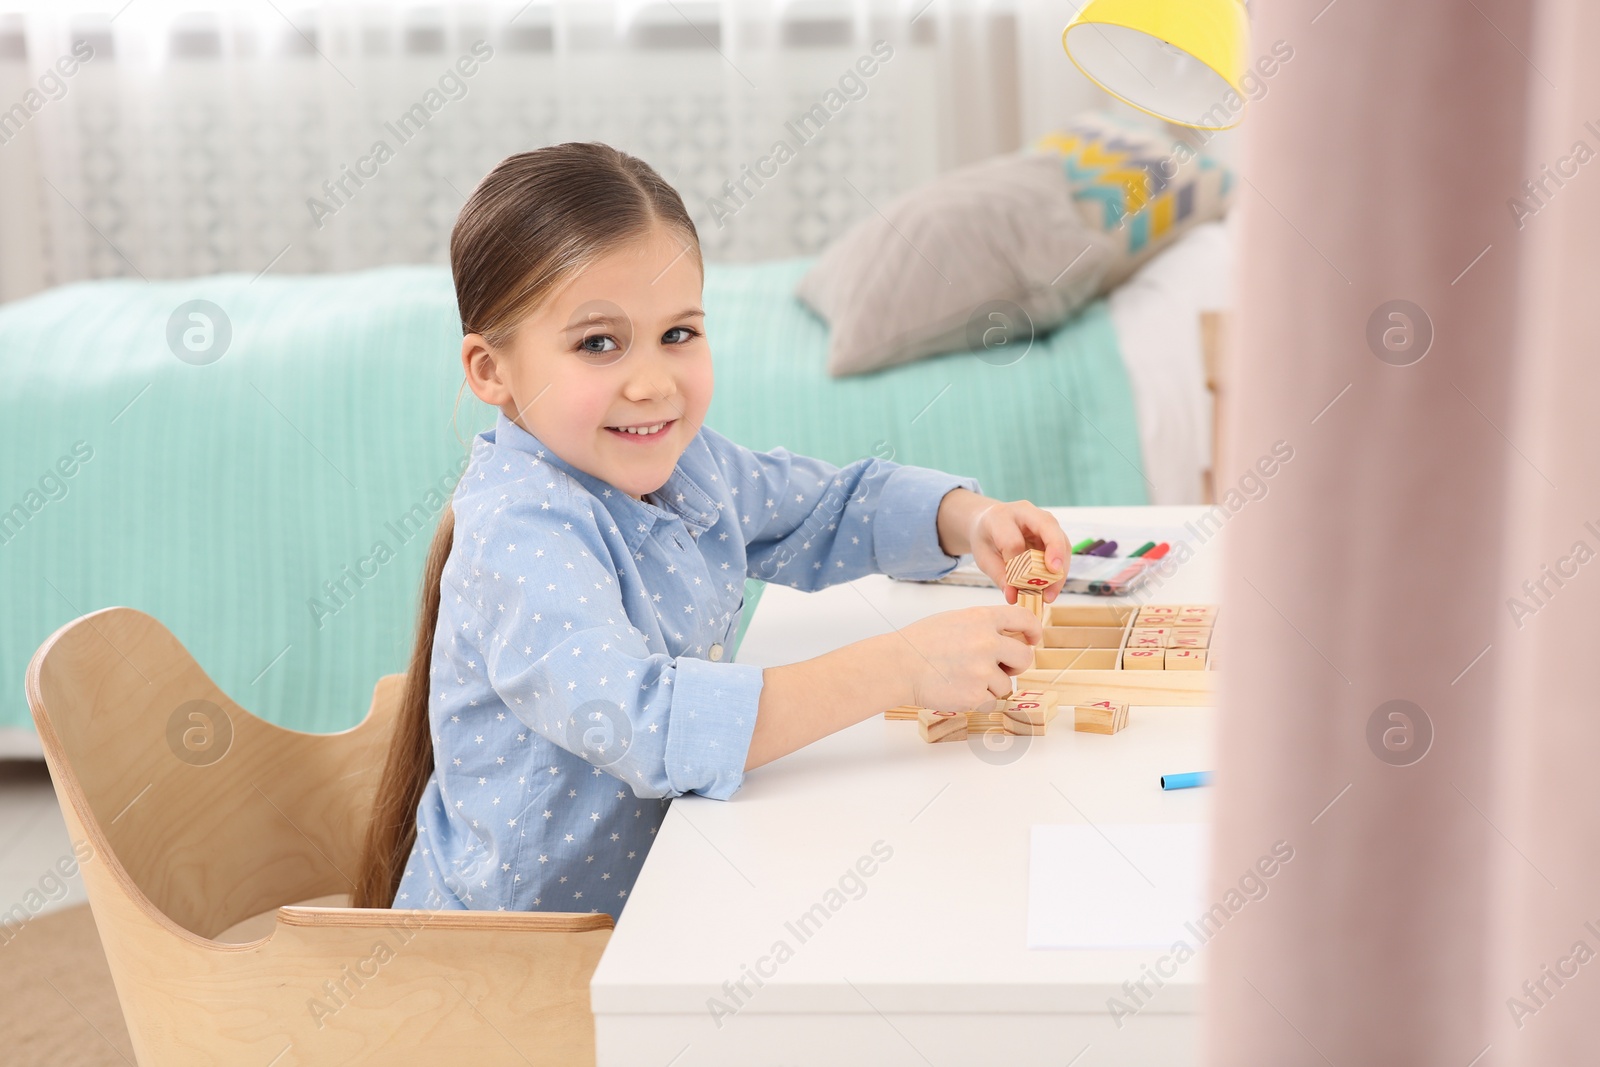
[462,223,713,500]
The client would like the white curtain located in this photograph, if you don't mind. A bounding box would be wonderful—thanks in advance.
[0,0,1117,302]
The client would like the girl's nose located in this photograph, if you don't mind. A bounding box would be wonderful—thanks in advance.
[620,347,678,403]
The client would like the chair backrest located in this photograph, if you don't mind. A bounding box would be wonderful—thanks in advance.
[27,606,615,1067]
[27,606,401,939]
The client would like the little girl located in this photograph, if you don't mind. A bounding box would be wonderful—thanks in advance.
[354,143,1071,915]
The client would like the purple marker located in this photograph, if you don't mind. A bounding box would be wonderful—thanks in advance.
[1090,540,1119,557]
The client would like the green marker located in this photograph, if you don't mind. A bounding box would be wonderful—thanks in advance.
[1129,541,1157,558]
[1071,537,1097,554]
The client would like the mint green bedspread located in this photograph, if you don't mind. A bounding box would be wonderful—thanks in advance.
[0,260,1144,735]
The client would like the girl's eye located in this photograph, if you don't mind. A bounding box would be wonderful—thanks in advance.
[578,333,620,355]
[662,326,699,345]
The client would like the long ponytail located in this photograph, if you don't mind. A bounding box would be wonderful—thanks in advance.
[352,503,454,908]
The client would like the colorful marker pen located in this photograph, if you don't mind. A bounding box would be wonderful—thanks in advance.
[1160,771,1211,790]
[1104,555,1151,592]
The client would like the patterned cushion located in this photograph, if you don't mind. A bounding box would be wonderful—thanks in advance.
[1032,113,1233,290]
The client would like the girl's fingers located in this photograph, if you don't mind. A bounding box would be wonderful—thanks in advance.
[1016,506,1071,599]
[971,543,1012,599]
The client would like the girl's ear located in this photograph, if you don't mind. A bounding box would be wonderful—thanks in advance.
[461,333,513,407]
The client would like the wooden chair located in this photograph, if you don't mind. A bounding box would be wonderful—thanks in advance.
[25,606,613,1066]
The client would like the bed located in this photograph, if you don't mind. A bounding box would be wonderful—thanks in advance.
[0,221,1229,751]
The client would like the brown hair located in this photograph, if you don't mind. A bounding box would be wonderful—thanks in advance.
[352,143,702,909]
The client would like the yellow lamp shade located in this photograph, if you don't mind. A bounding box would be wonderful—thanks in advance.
[1063,0,1249,130]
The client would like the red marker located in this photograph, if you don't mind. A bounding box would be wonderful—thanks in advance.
[1102,542,1171,594]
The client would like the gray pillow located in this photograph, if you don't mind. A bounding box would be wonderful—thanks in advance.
[795,151,1114,377]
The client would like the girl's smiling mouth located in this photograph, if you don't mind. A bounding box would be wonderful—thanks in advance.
[605,418,677,441]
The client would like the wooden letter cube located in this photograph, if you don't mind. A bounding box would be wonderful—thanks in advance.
[1005,548,1063,590]
[1136,605,1179,620]
[999,689,1058,734]
[1073,700,1129,735]
[1170,628,1211,649]
[1122,648,1166,670]
[1128,629,1166,649]
[1164,649,1207,670]
[917,707,969,743]
[1178,605,1217,618]
[1016,589,1046,624]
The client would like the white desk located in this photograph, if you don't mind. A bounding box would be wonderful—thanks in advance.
[591,506,1220,1066]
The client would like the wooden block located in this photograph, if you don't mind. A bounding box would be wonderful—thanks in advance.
[1005,549,1063,590]
[1136,605,1180,620]
[1016,590,1046,624]
[999,689,1058,736]
[1172,614,1212,628]
[1073,700,1129,735]
[1043,625,1126,649]
[1170,628,1210,649]
[1000,688,1058,728]
[1001,716,1048,736]
[1034,648,1119,671]
[1128,628,1168,648]
[917,707,969,743]
[1178,605,1217,618]
[1165,649,1207,670]
[1121,648,1166,670]
[1018,666,1214,706]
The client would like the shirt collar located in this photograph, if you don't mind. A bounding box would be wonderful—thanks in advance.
[487,411,720,552]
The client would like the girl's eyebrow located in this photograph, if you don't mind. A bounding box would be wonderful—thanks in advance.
[560,308,703,332]
[562,311,625,332]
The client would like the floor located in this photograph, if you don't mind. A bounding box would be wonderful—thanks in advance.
[0,760,89,923]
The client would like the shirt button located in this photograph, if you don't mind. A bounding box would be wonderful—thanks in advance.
[709,643,724,661]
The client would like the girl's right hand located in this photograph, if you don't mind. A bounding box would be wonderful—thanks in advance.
[897,604,1043,711]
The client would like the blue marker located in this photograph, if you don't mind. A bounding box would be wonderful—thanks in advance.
[1160,771,1212,790]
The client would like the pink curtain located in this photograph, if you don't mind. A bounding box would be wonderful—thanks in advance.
[1209,0,1599,1062]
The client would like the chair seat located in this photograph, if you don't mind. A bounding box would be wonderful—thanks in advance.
[215,893,349,943]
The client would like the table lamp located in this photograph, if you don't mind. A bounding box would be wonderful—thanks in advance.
[1062,0,1250,130]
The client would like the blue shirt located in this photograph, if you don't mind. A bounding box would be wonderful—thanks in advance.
[394,410,979,915]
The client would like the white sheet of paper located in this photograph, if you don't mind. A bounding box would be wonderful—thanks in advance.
[1028,823,1209,950]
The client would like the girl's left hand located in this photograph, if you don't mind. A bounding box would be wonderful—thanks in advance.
[967,501,1072,603]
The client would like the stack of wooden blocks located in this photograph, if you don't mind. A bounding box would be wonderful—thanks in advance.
[888,549,1134,742]
[908,688,1058,743]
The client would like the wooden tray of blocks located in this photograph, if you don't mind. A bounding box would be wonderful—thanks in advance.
[884,601,1217,741]
[1017,601,1218,707]
[885,551,1217,743]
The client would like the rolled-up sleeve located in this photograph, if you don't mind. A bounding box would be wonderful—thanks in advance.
[872,464,983,581]
[699,427,981,590]
[468,487,763,801]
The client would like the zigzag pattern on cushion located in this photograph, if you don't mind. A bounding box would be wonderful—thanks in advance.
[1033,124,1222,253]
